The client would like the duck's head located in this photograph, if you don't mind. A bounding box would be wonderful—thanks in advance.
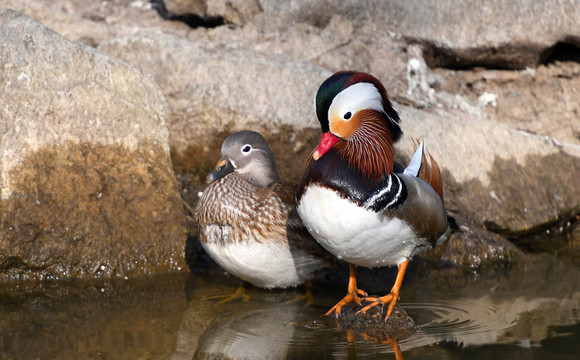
[208,130,280,187]
[311,71,402,178]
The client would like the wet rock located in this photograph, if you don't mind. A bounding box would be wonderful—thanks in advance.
[0,10,187,280]
[329,303,418,341]
[439,222,526,268]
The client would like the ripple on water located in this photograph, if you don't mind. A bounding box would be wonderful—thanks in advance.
[190,296,543,359]
[400,297,529,349]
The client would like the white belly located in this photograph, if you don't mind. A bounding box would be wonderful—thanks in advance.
[201,226,324,288]
[297,185,429,268]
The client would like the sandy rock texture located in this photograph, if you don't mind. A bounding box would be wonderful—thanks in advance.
[0,9,187,280]
[1,0,579,279]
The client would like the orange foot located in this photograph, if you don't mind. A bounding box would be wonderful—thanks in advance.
[357,258,409,320]
[325,263,368,318]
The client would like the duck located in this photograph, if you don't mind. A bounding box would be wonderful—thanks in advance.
[193,130,332,302]
[296,71,449,320]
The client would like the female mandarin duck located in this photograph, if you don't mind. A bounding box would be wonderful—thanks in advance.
[194,131,332,301]
[296,71,449,320]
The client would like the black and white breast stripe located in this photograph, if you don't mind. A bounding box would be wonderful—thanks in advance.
[296,149,407,213]
[364,173,407,212]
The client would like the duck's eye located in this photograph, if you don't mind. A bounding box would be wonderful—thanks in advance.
[241,144,252,154]
[343,111,352,120]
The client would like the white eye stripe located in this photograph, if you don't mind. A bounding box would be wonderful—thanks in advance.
[328,82,384,123]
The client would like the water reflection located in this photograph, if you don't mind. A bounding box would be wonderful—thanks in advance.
[1,257,580,359]
[171,277,580,360]
[193,306,300,359]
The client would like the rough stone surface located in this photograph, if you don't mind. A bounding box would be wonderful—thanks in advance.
[163,0,206,18]
[99,33,330,153]
[369,0,580,69]
[0,10,187,280]
[333,303,418,340]
[3,0,580,271]
[395,105,580,236]
[3,0,192,47]
[164,0,262,26]
[432,64,580,149]
[440,224,526,267]
[166,0,580,68]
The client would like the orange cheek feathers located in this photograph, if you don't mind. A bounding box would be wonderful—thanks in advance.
[329,112,360,141]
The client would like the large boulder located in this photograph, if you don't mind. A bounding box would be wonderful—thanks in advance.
[0,10,187,280]
[98,32,331,185]
[99,33,330,152]
[6,0,580,257]
[165,0,580,69]
[2,0,191,47]
[98,29,580,236]
[396,105,580,236]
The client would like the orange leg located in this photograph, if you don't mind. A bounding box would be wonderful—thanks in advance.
[357,258,409,320]
[325,263,368,318]
[361,333,404,360]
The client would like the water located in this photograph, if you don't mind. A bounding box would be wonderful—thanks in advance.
[1,252,579,360]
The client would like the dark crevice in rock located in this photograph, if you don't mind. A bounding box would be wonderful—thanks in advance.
[421,39,580,71]
[485,210,580,241]
[509,213,580,254]
[150,0,225,29]
[421,42,542,70]
[540,41,580,65]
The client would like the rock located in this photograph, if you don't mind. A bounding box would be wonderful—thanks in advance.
[2,0,191,47]
[7,0,580,250]
[162,0,261,26]
[432,64,580,149]
[0,10,187,280]
[369,0,580,69]
[162,0,207,17]
[395,105,580,236]
[332,303,418,340]
[439,222,526,268]
[99,33,329,151]
[98,32,331,187]
[166,0,580,69]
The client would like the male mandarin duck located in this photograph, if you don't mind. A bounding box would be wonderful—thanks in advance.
[194,130,332,302]
[296,71,450,320]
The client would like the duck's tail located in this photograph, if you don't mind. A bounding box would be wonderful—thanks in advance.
[405,139,444,201]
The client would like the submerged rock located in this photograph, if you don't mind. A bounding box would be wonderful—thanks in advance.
[333,303,418,340]
[0,10,187,280]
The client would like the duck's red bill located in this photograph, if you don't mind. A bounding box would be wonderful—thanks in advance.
[313,132,340,160]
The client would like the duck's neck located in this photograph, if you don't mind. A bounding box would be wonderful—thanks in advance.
[335,111,396,180]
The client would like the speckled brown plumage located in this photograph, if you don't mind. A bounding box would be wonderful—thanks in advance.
[193,130,331,289]
[195,173,295,246]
